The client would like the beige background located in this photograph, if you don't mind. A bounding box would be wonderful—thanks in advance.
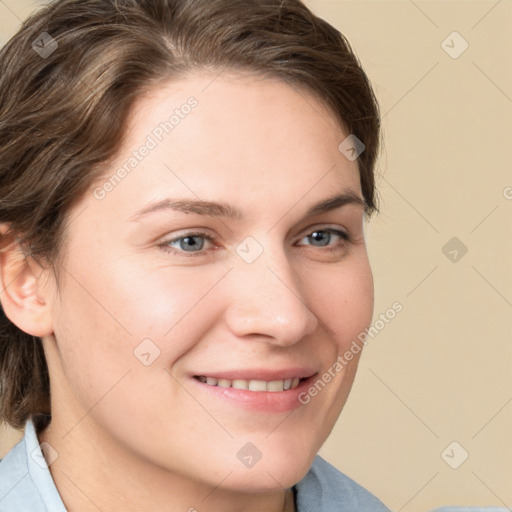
[1,1,511,510]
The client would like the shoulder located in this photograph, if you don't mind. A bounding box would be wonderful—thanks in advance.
[295,455,390,511]
[0,436,44,512]
[430,509,511,512]
[0,419,66,512]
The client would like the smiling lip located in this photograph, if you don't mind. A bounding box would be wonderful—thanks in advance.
[190,367,318,413]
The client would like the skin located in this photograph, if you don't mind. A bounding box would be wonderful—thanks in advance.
[0,70,374,512]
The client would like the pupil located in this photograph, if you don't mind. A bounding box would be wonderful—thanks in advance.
[311,231,329,246]
[182,236,203,251]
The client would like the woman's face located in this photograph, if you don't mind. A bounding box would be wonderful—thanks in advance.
[43,71,373,492]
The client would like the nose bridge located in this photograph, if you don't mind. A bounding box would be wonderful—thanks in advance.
[224,238,318,344]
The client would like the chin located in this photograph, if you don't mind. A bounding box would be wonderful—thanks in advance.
[220,438,319,493]
[225,462,313,493]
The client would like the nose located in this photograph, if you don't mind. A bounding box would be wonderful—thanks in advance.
[223,245,318,346]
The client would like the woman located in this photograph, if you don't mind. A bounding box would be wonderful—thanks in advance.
[0,0,387,510]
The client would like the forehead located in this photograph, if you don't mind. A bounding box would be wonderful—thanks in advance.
[85,70,362,222]
[130,70,346,143]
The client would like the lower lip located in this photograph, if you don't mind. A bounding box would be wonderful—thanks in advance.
[190,376,316,413]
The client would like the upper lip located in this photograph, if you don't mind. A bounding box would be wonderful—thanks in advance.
[192,368,318,381]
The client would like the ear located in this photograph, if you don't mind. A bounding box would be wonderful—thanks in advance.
[0,225,54,337]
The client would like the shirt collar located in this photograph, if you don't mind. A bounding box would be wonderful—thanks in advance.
[24,417,67,511]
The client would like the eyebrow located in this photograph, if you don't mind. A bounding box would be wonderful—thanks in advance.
[128,190,367,222]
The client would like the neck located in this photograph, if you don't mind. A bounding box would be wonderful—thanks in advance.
[37,417,295,512]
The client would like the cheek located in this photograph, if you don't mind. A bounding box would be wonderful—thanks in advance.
[309,255,373,349]
[51,256,229,384]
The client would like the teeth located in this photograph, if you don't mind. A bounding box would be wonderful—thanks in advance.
[197,376,303,392]
[248,380,267,391]
[217,379,231,388]
[267,380,284,392]
[232,379,248,390]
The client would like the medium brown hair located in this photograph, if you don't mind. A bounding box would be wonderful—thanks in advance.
[0,0,380,431]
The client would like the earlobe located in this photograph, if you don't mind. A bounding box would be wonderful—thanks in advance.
[0,227,54,338]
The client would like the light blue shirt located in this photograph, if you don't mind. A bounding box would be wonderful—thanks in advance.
[0,417,390,511]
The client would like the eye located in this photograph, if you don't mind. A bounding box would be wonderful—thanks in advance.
[158,227,351,257]
[160,231,215,255]
[296,228,350,251]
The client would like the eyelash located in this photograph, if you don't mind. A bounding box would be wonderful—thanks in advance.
[158,227,351,257]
